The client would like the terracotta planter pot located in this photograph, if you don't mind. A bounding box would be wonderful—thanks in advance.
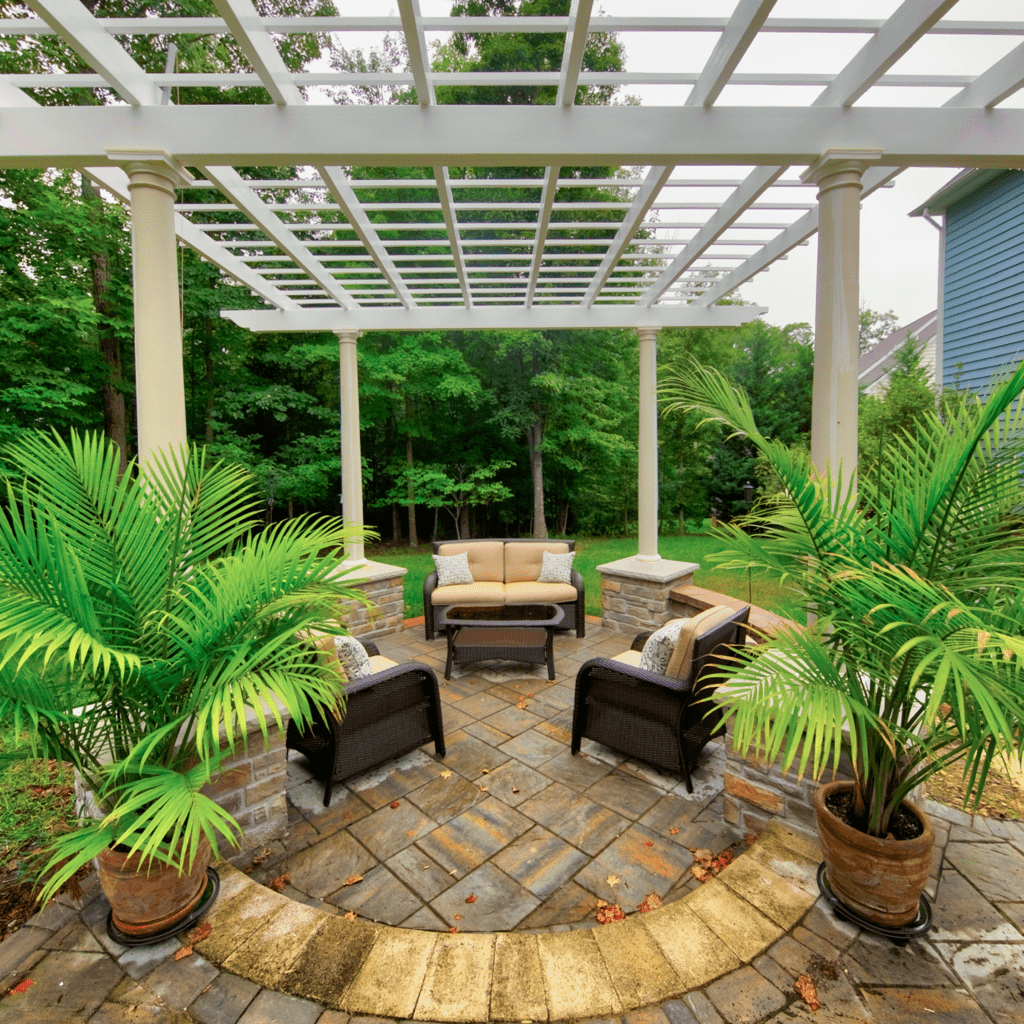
[96,834,211,938]
[814,780,935,928]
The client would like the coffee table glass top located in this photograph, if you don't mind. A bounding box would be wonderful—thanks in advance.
[439,604,565,627]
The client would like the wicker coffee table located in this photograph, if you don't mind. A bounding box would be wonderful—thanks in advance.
[439,604,565,681]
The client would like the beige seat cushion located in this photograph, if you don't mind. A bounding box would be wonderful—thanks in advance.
[611,649,643,667]
[665,605,738,681]
[504,541,570,583]
[367,654,398,673]
[504,581,577,604]
[436,541,505,583]
[430,581,507,606]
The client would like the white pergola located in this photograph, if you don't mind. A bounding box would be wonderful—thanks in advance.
[2,0,1022,560]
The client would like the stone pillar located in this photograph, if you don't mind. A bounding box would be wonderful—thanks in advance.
[116,152,194,469]
[637,325,660,560]
[597,556,699,636]
[336,329,365,562]
[801,150,882,491]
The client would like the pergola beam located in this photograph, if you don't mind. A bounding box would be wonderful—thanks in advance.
[6,105,1024,169]
[225,304,766,333]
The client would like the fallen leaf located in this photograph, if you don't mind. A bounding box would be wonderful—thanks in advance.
[644,841,654,847]
[343,910,357,920]
[440,770,453,779]
[511,787,520,794]
[638,893,663,913]
[342,811,353,820]
[606,874,621,886]
[743,832,757,846]
[269,874,290,892]
[477,786,488,792]
[449,926,459,933]
[453,914,462,920]
[595,903,625,924]
[390,801,400,809]
[449,869,459,876]
[690,865,713,883]
[718,849,735,868]
[668,827,679,835]
[8,979,34,995]
[465,893,477,904]
[480,768,490,775]
[343,875,364,887]
[406,830,416,836]
[190,923,212,944]
[423,864,431,870]
[693,848,714,867]
[249,846,272,869]
[595,899,608,908]
[795,974,820,1011]
[174,944,194,960]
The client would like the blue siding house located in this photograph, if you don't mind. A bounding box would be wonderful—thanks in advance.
[911,170,1024,396]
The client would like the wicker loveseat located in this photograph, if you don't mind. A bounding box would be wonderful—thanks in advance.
[423,538,585,641]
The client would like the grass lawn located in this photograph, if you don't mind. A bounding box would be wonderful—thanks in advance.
[365,531,804,622]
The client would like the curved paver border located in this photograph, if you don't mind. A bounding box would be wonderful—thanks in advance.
[191,821,820,1021]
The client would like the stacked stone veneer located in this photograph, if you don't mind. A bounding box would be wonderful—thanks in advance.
[338,560,406,641]
[597,556,700,635]
[722,726,853,839]
[200,708,289,854]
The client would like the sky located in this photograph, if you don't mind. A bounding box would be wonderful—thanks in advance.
[324,0,1023,332]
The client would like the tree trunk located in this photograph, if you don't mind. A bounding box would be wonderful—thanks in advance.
[458,504,470,540]
[406,425,418,547]
[392,503,402,542]
[82,176,128,473]
[558,499,570,536]
[529,415,548,539]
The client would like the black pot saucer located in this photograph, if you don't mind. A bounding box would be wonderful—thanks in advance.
[816,862,932,945]
[106,866,220,948]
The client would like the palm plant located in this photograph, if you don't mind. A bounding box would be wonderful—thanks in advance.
[0,430,369,903]
[661,359,1024,838]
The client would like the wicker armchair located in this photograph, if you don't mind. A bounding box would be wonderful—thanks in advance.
[286,641,446,806]
[571,606,750,793]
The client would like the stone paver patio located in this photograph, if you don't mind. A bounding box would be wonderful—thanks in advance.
[1,620,1023,1023]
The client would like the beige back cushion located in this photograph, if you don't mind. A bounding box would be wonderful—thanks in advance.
[436,541,505,583]
[504,541,570,583]
[665,605,737,681]
[306,632,347,685]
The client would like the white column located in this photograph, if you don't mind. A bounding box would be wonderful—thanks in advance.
[337,329,365,562]
[637,325,660,561]
[116,153,194,469]
[801,149,882,493]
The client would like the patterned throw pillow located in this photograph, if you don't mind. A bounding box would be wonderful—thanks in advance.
[537,549,575,584]
[639,619,687,675]
[432,551,475,587]
[334,634,372,680]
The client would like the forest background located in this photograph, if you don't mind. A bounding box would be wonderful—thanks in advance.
[0,0,911,545]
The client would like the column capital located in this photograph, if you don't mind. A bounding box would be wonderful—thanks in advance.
[636,325,660,342]
[334,328,362,344]
[106,149,194,190]
[800,149,884,190]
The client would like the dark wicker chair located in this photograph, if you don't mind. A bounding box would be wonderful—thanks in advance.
[286,641,446,806]
[571,605,750,793]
